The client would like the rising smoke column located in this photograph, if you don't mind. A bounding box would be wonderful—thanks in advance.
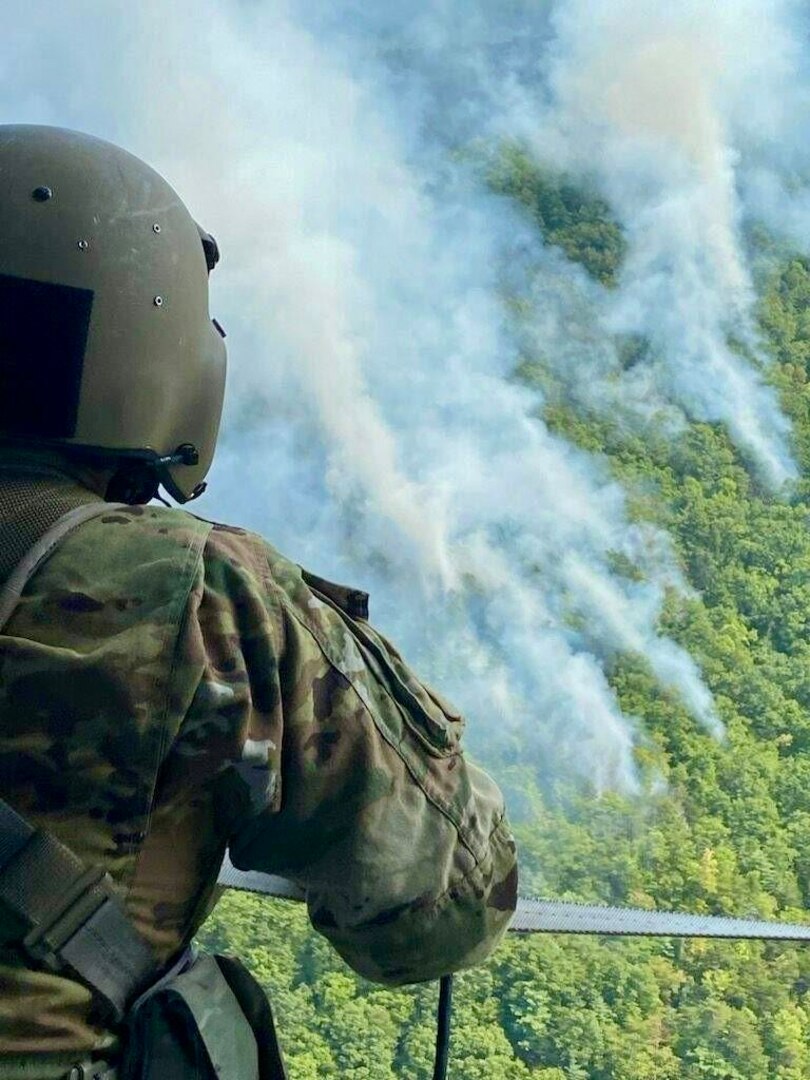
[306,0,800,487]
[536,0,798,489]
[8,0,807,789]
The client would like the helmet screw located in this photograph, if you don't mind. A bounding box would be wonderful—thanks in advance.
[77,239,90,251]
[31,185,53,202]
[176,443,199,466]
[153,295,164,307]
[152,223,161,234]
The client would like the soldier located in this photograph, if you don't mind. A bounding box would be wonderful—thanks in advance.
[0,125,517,1079]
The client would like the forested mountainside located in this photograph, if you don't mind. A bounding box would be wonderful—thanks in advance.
[199,148,810,1079]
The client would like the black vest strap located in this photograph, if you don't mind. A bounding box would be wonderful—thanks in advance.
[0,797,156,1021]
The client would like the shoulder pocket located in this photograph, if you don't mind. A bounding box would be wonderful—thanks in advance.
[366,625,465,756]
[300,569,464,758]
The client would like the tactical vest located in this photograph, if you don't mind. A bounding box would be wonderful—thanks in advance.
[0,474,286,1080]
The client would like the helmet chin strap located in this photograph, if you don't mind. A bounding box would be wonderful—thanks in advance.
[0,440,208,504]
[105,444,205,505]
[153,443,206,504]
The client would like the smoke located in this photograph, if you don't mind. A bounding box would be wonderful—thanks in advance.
[534,0,798,488]
[300,0,800,484]
[3,0,805,789]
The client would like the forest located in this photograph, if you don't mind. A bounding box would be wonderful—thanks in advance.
[198,145,810,1079]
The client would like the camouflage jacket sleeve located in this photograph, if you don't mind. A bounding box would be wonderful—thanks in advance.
[180,524,518,986]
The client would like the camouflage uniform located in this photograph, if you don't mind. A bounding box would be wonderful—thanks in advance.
[0,471,517,1079]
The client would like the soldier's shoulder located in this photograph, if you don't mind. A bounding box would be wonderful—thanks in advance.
[189,512,299,590]
[79,502,210,540]
[76,505,336,608]
[192,515,356,616]
[19,504,214,629]
[55,502,211,566]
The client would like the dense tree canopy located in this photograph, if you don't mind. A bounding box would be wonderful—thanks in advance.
[199,148,810,1077]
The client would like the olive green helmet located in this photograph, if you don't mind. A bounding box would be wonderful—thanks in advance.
[0,124,227,502]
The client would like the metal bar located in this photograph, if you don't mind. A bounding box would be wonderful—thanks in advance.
[432,975,453,1080]
[510,898,810,939]
[218,859,304,901]
[217,859,810,941]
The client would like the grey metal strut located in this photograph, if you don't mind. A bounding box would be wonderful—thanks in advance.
[509,897,810,939]
[217,858,810,941]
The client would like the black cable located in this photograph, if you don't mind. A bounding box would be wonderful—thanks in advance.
[432,975,454,1080]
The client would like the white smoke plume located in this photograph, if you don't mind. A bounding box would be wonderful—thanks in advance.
[308,0,800,485]
[535,0,798,488]
[5,0,805,789]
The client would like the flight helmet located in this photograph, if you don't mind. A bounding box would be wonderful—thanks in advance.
[0,124,227,502]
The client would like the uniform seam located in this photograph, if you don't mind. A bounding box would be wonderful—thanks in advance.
[415,809,510,914]
[209,526,287,651]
